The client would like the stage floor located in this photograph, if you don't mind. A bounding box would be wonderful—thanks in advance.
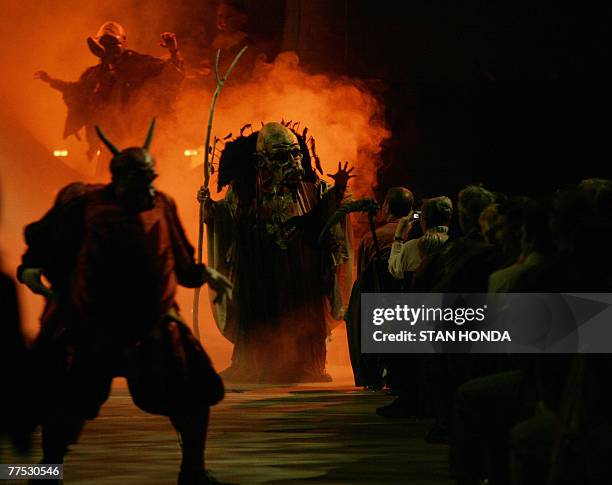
[1,373,452,484]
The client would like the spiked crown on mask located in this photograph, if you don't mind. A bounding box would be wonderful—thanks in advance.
[216,121,323,205]
[95,118,156,178]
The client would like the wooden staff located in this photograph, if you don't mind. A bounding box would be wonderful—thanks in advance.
[193,46,248,341]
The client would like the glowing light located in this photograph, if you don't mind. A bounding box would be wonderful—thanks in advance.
[96,149,101,156]
[184,149,199,157]
[53,150,68,157]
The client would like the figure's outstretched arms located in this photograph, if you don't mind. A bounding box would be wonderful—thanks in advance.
[34,70,74,93]
[318,198,378,246]
[160,32,183,70]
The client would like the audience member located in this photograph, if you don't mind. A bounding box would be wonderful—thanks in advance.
[388,196,452,279]
[346,187,414,389]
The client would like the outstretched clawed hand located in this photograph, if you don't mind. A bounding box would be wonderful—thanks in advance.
[327,161,356,189]
[34,70,52,83]
[160,32,178,53]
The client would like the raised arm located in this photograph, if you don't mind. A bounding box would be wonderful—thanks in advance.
[326,161,356,202]
[34,70,74,93]
[159,32,184,71]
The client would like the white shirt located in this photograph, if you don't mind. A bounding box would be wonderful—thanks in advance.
[388,226,449,279]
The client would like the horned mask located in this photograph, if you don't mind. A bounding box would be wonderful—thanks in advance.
[96,119,158,212]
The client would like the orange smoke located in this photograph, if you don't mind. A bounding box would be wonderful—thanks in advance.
[0,1,388,378]
[158,52,388,373]
[168,51,389,200]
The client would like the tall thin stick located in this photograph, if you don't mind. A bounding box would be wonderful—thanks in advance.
[193,46,248,341]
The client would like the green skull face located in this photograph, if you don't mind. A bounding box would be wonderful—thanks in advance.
[256,123,306,248]
[256,122,305,191]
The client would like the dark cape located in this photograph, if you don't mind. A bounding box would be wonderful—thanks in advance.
[56,50,184,159]
[206,131,353,383]
[20,185,223,419]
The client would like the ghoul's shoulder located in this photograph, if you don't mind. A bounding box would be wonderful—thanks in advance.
[155,190,178,210]
[54,182,105,206]
[122,49,165,65]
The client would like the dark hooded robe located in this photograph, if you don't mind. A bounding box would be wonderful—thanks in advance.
[50,50,184,161]
[206,128,353,383]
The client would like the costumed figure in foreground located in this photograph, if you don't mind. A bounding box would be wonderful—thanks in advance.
[35,21,184,168]
[18,121,232,485]
[201,122,354,383]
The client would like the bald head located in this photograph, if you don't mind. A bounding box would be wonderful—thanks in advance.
[256,122,299,155]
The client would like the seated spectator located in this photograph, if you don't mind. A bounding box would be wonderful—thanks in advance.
[511,355,612,485]
[431,185,500,292]
[346,187,414,389]
[478,202,504,246]
[517,180,612,293]
[488,198,554,293]
[412,186,501,442]
[508,178,612,484]
[451,178,612,485]
[377,197,453,419]
[479,197,526,266]
[388,196,453,279]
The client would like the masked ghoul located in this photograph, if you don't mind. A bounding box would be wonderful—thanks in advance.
[35,21,184,169]
[204,121,354,383]
[18,120,232,484]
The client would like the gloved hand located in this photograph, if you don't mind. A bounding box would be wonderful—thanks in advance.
[160,32,179,54]
[197,186,216,225]
[33,70,52,83]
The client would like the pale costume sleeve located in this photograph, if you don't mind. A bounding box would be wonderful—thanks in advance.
[317,184,354,329]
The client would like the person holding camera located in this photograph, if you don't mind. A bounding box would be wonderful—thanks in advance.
[388,196,453,279]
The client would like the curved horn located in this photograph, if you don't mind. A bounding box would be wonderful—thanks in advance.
[143,117,156,150]
[95,125,121,156]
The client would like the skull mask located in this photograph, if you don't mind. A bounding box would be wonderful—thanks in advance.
[87,21,127,61]
[255,122,306,248]
[256,122,305,196]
